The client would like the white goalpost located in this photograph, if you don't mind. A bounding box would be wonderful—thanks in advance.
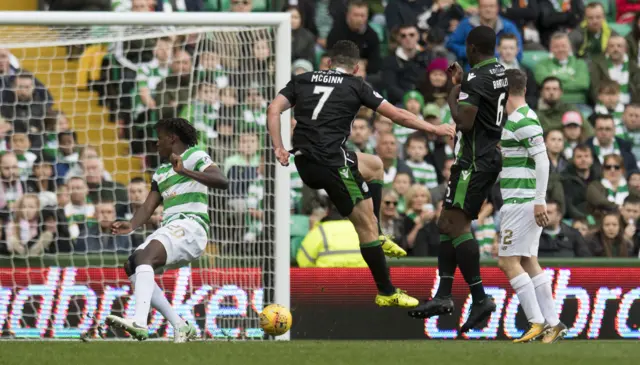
[0,11,291,340]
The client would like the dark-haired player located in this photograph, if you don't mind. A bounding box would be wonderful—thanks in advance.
[409,26,507,332]
[268,40,455,307]
[106,118,229,342]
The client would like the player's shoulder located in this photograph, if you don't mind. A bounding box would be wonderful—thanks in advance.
[505,106,543,136]
[153,163,172,181]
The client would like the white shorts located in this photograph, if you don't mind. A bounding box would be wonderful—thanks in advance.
[135,218,208,269]
[499,202,542,257]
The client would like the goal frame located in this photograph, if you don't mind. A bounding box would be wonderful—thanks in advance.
[0,11,292,340]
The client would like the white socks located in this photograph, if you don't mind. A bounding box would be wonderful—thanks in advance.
[531,272,560,327]
[132,265,155,327]
[510,272,544,324]
[128,272,186,329]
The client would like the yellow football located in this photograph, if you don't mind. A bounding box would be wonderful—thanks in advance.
[259,304,292,336]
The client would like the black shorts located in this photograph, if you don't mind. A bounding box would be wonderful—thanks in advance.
[443,165,499,220]
[294,151,370,217]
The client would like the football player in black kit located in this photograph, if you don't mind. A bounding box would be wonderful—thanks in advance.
[408,26,509,333]
[267,40,455,307]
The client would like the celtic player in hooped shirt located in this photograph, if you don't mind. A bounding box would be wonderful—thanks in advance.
[498,69,567,344]
[409,26,507,333]
[106,117,229,343]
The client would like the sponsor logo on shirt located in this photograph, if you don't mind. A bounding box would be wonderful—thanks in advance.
[529,135,544,146]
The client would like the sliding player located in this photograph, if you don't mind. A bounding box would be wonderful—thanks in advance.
[267,40,455,307]
[106,117,229,342]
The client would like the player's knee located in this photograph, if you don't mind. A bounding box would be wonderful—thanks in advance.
[369,155,384,180]
[498,256,521,276]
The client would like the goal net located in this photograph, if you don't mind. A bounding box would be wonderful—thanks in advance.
[0,12,291,340]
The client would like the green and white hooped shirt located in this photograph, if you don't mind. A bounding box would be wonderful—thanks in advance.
[153,146,214,235]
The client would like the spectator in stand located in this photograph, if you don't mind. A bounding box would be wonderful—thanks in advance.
[292,59,314,76]
[154,49,193,120]
[75,200,133,253]
[41,110,70,160]
[124,177,147,220]
[318,53,331,70]
[423,28,457,62]
[625,12,640,64]
[242,86,268,131]
[590,35,640,105]
[230,0,253,12]
[534,33,590,108]
[347,117,375,154]
[402,184,438,256]
[545,129,569,174]
[562,111,585,159]
[383,24,430,106]
[83,157,128,218]
[537,76,594,137]
[55,131,79,179]
[430,157,453,207]
[569,2,617,60]
[563,144,601,220]
[9,122,37,182]
[0,117,9,153]
[537,0,582,48]
[2,194,55,256]
[0,72,52,133]
[446,0,523,69]
[573,218,591,237]
[134,37,173,120]
[25,154,58,207]
[587,154,630,216]
[0,152,24,220]
[224,130,261,209]
[0,49,52,103]
[421,0,465,35]
[593,81,627,139]
[384,0,432,37]
[377,133,415,187]
[498,33,538,108]
[64,176,95,243]
[418,58,453,111]
[629,170,640,196]
[380,189,407,248]
[588,114,638,171]
[405,132,438,189]
[327,0,381,76]
[296,203,366,268]
[392,172,411,212]
[499,0,539,45]
[586,211,633,257]
[65,146,113,183]
[179,82,219,146]
[617,0,640,23]
[288,6,316,64]
[621,195,640,223]
[539,199,592,257]
[394,91,424,146]
[622,103,640,162]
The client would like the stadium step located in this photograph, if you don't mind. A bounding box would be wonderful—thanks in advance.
[11,44,145,185]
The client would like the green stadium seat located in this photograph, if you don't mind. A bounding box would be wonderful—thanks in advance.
[368,22,388,58]
[252,0,268,11]
[610,23,632,37]
[204,0,230,11]
[521,51,549,70]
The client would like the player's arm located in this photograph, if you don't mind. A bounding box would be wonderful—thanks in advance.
[376,102,453,137]
[447,62,479,133]
[518,124,550,226]
[112,187,163,235]
[171,153,229,190]
[447,84,479,133]
[267,94,292,152]
[268,79,296,166]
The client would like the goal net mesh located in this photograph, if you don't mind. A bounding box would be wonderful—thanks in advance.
[0,24,279,340]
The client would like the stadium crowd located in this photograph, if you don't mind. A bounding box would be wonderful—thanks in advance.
[0,0,639,265]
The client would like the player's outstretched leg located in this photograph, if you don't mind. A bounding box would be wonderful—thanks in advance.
[498,256,546,343]
[119,253,197,343]
[348,198,418,308]
[356,152,406,258]
[522,257,567,343]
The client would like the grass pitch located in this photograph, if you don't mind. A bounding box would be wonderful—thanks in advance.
[0,340,635,365]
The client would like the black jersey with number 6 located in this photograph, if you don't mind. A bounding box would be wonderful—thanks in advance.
[278,70,385,167]
[455,58,508,172]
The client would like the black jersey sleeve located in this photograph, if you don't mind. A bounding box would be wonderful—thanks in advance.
[278,78,297,105]
[458,72,482,108]
[357,80,385,111]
